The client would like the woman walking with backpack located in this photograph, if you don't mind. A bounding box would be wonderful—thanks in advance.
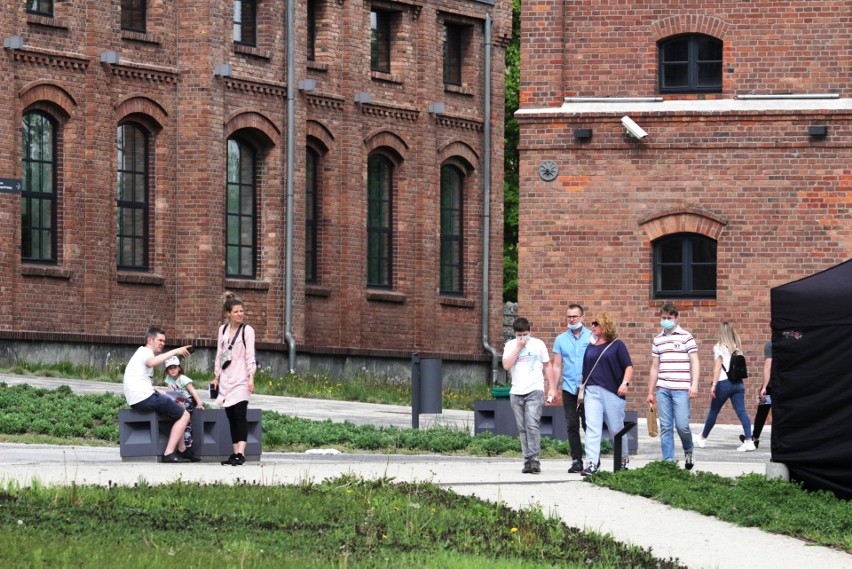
[696,322,756,452]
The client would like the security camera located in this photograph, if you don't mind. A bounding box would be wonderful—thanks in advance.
[621,116,648,139]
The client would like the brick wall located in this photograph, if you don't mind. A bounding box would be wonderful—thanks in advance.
[0,0,511,378]
[518,1,852,422]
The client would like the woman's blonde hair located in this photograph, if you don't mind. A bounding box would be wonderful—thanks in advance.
[717,322,742,353]
[593,312,619,343]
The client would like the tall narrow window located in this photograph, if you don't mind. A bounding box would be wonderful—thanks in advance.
[226,139,257,278]
[121,0,147,33]
[443,24,464,86]
[307,0,317,62]
[370,10,391,73]
[659,35,722,93]
[367,155,393,287]
[440,164,463,294]
[305,148,319,283]
[21,111,57,262]
[27,0,53,17]
[116,123,150,270]
[234,0,257,46]
[653,233,717,299]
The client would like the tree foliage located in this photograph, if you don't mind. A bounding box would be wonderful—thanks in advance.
[503,0,521,302]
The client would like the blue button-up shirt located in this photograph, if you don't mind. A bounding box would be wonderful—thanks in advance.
[552,327,592,394]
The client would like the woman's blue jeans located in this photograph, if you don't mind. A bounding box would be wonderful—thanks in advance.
[700,380,752,439]
[656,387,693,461]
[584,385,628,467]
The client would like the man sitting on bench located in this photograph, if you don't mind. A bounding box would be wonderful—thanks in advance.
[123,326,193,463]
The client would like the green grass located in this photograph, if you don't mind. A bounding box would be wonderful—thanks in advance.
[590,461,852,552]
[0,361,492,410]
[0,476,684,568]
[0,382,601,457]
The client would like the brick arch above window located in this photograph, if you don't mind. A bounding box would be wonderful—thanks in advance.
[20,81,77,120]
[650,15,730,41]
[307,120,334,154]
[364,129,408,161]
[638,207,727,242]
[437,140,479,174]
[224,110,279,147]
[115,96,168,130]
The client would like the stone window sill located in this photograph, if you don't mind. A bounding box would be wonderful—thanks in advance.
[366,289,406,304]
[306,284,332,297]
[121,30,163,45]
[21,264,73,279]
[117,272,165,286]
[444,83,474,97]
[440,296,475,309]
[27,14,69,30]
[234,44,271,60]
[371,70,403,84]
[224,278,270,291]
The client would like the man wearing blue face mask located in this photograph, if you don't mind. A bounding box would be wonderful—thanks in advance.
[548,304,592,474]
[646,303,700,470]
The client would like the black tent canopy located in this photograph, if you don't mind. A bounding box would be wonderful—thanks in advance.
[770,259,852,499]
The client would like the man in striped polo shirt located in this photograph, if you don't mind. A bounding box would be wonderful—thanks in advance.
[646,303,700,469]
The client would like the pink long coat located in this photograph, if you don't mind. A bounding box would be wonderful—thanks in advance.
[214,323,257,407]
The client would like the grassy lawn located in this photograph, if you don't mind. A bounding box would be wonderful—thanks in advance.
[0,476,684,568]
[590,461,852,552]
[1,361,492,411]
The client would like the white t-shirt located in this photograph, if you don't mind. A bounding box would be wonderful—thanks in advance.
[713,343,733,382]
[123,346,156,405]
[504,336,550,395]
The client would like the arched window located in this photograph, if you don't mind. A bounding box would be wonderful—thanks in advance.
[305,147,319,283]
[367,154,393,287]
[21,111,57,262]
[226,138,257,278]
[653,233,717,299]
[659,34,722,93]
[440,163,464,294]
[117,122,150,270]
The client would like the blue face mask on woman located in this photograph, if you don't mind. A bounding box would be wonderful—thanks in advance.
[660,318,676,330]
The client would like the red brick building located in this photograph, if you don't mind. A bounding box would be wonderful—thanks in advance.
[517,2,852,419]
[0,0,510,380]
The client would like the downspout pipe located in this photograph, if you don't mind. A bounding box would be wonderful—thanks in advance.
[284,0,297,372]
[481,13,499,386]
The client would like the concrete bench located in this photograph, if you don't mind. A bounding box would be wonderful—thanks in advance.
[119,408,263,463]
[473,399,639,453]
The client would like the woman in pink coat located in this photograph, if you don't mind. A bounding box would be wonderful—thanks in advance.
[211,292,256,466]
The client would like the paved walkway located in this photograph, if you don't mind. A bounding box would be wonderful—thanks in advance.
[2,374,849,568]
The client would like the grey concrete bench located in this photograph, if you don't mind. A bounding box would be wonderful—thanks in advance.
[473,400,639,453]
[119,408,263,462]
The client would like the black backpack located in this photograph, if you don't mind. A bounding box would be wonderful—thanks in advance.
[724,350,748,382]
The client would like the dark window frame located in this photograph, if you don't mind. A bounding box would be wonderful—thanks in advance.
[26,0,53,17]
[367,154,393,288]
[652,233,717,299]
[305,147,319,283]
[226,137,258,279]
[307,0,317,62]
[233,0,258,46]
[21,110,58,263]
[659,34,723,93]
[440,163,464,295]
[116,122,150,271]
[370,9,392,73]
[120,0,147,33]
[443,23,465,86]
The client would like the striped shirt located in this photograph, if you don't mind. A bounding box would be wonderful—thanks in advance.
[652,326,698,391]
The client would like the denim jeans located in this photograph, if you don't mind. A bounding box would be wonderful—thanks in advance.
[561,390,583,461]
[510,390,545,460]
[656,387,693,461]
[583,385,628,467]
[700,380,752,439]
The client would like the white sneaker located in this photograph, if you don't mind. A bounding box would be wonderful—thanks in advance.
[737,440,756,452]
[696,436,707,448]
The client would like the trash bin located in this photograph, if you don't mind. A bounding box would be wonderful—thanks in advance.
[418,357,443,414]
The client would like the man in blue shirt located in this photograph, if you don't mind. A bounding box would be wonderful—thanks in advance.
[548,304,593,473]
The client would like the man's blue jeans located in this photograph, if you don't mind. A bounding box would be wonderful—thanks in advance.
[510,390,544,461]
[656,387,693,461]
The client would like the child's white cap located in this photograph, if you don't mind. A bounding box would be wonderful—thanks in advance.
[164,356,181,368]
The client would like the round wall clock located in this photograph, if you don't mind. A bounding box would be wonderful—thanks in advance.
[538,160,558,181]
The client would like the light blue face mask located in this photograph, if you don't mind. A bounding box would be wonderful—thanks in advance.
[568,323,583,331]
[660,318,676,330]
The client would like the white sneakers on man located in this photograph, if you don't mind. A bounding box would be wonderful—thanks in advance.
[737,440,756,452]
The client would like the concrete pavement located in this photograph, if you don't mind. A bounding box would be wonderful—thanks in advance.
[1,374,850,568]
